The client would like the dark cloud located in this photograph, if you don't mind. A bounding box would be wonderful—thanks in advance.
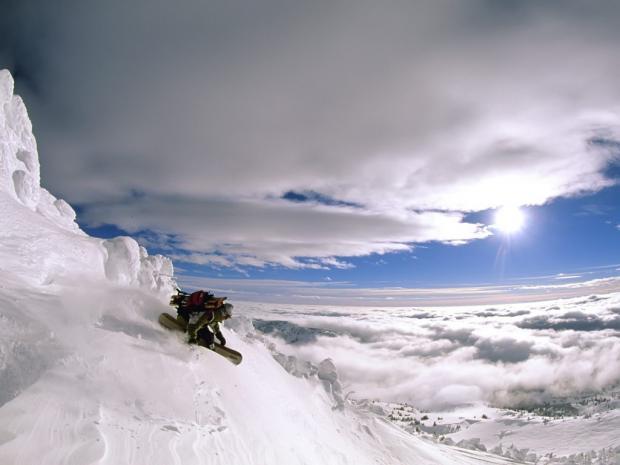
[253,319,337,344]
[474,338,534,364]
[404,312,435,320]
[504,310,531,318]
[517,312,620,332]
[427,326,479,346]
[575,296,610,305]
[474,310,499,318]
[0,0,48,97]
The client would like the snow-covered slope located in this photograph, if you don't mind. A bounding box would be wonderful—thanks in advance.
[0,69,522,465]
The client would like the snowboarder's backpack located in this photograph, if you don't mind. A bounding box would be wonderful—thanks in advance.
[169,289,226,310]
[188,290,209,307]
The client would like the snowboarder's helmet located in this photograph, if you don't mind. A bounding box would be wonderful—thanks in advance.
[220,303,233,318]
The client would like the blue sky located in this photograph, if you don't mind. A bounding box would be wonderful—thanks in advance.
[3,1,620,304]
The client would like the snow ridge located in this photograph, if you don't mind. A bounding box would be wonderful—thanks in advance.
[0,69,174,294]
[0,69,78,232]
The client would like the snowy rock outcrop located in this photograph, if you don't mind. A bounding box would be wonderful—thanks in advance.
[103,236,174,293]
[318,358,346,410]
[0,69,79,232]
[0,69,173,295]
[242,318,347,409]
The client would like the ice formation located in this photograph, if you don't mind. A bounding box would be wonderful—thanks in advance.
[0,69,78,231]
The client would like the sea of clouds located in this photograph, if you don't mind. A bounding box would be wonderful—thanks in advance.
[243,293,620,410]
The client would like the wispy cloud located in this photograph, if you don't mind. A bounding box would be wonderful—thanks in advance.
[519,276,620,291]
[576,204,614,216]
[554,273,582,280]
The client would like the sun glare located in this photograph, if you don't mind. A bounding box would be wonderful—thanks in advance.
[494,206,525,234]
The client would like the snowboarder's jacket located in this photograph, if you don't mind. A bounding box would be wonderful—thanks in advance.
[172,290,232,346]
[170,290,226,311]
[188,307,228,345]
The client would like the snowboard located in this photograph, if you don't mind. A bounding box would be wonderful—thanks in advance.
[158,312,243,365]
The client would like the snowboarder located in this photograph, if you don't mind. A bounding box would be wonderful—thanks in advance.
[174,290,233,348]
[187,302,233,348]
[161,290,242,364]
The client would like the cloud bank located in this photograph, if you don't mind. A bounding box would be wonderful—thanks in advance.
[244,291,620,409]
[2,0,620,267]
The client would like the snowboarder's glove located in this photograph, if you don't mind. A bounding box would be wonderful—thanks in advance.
[216,331,226,346]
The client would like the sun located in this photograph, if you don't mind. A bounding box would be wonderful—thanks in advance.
[494,206,525,234]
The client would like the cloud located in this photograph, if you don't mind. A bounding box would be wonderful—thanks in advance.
[244,291,620,409]
[2,1,620,267]
[576,204,615,217]
[81,195,488,268]
[474,337,534,364]
[427,326,479,346]
[504,310,531,318]
[252,319,337,344]
[554,273,582,280]
[474,310,500,317]
[517,311,620,332]
[403,312,435,320]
